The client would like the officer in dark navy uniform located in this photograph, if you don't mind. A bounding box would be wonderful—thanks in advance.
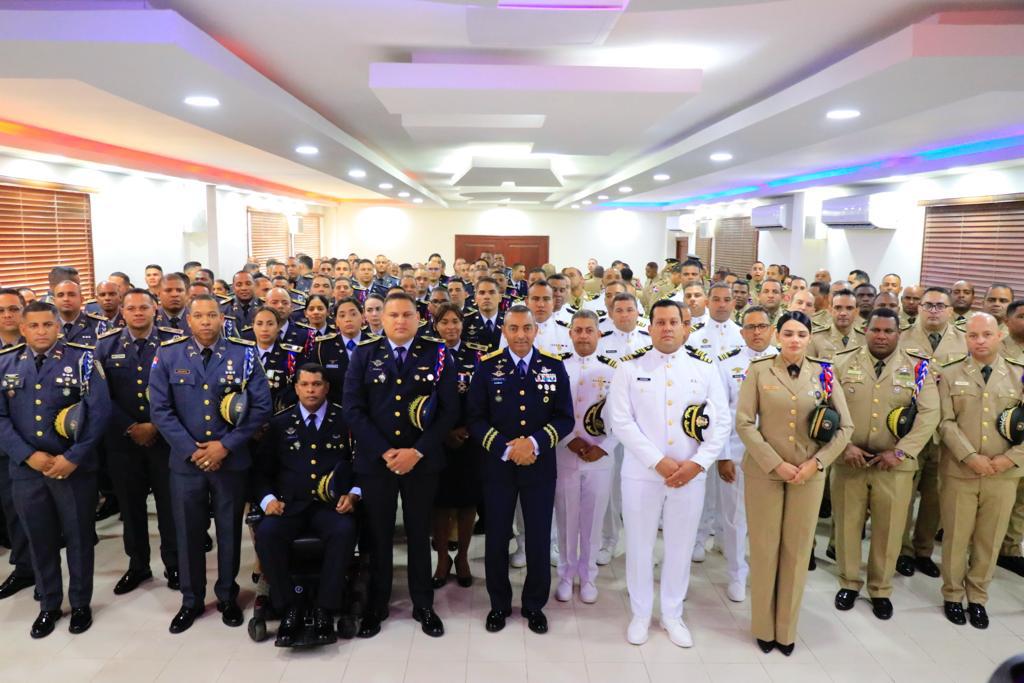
[312,297,377,403]
[52,280,101,346]
[252,287,317,349]
[467,304,574,635]
[290,255,315,294]
[220,271,262,329]
[95,289,181,596]
[0,301,111,638]
[253,363,359,647]
[343,292,458,639]
[156,273,191,336]
[462,277,505,352]
[250,306,302,412]
[149,294,272,635]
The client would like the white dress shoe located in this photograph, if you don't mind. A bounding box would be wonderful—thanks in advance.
[692,543,706,563]
[626,617,649,645]
[660,618,694,648]
[550,546,560,567]
[510,549,527,568]
[596,548,613,566]
[579,582,598,604]
[726,581,746,603]
[555,579,573,602]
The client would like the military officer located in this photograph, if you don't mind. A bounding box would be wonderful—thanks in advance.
[95,289,181,596]
[951,280,976,325]
[343,292,458,639]
[149,294,273,634]
[901,285,924,329]
[220,271,261,329]
[156,273,191,336]
[998,301,1024,576]
[92,280,126,335]
[810,281,833,329]
[289,256,315,294]
[254,287,316,348]
[0,301,111,638]
[731,279,751,324]
[517,280,571,356]
[250,307,301,412]
[253,363,359,647]
[757,279,786,327]
[462,277,505,352]
[52,280,101,346]
[467,304,573,635]
[897,286,967,578]
[831,308,940,620]
[688,282,743,359]
[372,254,399,294]
[937,313,1024,630]
[312,296,377,403]
[809,289,861,360]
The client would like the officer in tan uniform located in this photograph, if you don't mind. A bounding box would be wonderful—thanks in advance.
[937,313,1024,630]
[831,309,939,620]
[896,286,967,578]
[809,289,861,360]
[737,311,853,656]
[998,300,1024,576]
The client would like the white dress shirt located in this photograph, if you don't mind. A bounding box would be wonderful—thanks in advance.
[716,344,778,462]
[688,317,744,358]
[557,352,619,471]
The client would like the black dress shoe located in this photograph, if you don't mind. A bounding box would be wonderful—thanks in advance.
[218,600,243,627]
[94,496,120,522]
[357,613,382,638]
[808,554,816,571]
[113,568,152,596]
[998,555,1024,577]
[413,607,445,637]
[30,610,62,639]
[486,609,509,633]
[967,603,989,629]
[521,608,548,634]
[871,597,893,620]
[204,533,214,552]
[164,569,180,591]
[935,528,944,543]
[943,601,966,626]
[776,642,795,656]
[69,606,92,634]
[756,638,775,653]
[825,546,836,561]
[915,556,941,578]
[895,555,915,577]
[275,607,300,647]
[313,607,337,645]
[0,573,35,600]
[169,605,204,634]
[456,573,473,588]
[834,589,858,611]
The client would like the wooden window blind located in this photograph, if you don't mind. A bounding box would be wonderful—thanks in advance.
[920,200,1024,294]
[0,183,95,297]
[713,216,758,278]
[293,214,321,260]
[247,210,290,266]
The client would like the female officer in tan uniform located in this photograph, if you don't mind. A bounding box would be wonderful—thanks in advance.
[737,311,853,656]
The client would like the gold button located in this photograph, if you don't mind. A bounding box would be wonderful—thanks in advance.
[311,460,317,465]
[395,430,401,435]
[982,436,988,441]
[520,405,526,412]
[204,399,210,405]
[983,392,988,398]
[35,415,41,422]
[34,399,41,405]
[788,422,795,428]
[36,430,43,436]
[394,411,400,417]
[137,366,143,372]
[311,489,316,495]
[791,396,796,401]
[311,474,317,479]
[137,393,143,399]
[983,421,988,427]
[790,409,796,416]
[667,381,673,387]
[788,436,794,442]
[667,400,673,406]
[871,427,878,432]
[396,379,403,385]
[873,399,879,404]
[395,395,402,401]
[871,413,878,418]
[203,384,208,390]
[520,420,527,426]
[875,384,880,389]
[520,390,526,396]
[35,384,41,390]
[311,444,316,449]
[137,379,143,385]
[666,364,672,369]
[668,440,674,445]
[205,430,212,436]
[139,405,145,411]
[984,407,989,412]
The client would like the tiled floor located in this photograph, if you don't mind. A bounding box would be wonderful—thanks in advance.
[0,515,1021,683]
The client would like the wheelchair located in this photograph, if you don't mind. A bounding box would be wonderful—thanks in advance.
[245,507,369,648]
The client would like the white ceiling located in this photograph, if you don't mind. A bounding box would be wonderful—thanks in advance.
[0,0,1020,209]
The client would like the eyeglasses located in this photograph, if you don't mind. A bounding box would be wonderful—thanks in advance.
[921,303,948,312]
[743,323,772,332]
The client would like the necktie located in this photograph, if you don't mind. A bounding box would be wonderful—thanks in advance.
[201,347,212,368]
[346,339,356,354]
[169,316,180,329]
[841,335,849,347]
[135,338,147,357]
[874,359,885,378]
[306,413,318,431]
[34,353,45,372]
[787,363,800,379]
[395,346,406,371]
[929,332,942,351]
[485,320,494,334]
[63,323,73,338]
[982,365,992,383]
[260,350,268,366]
[241,302,250,316]
[517,359,528,378]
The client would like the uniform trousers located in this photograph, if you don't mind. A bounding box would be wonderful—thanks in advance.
[745,472,824,645]
[12,472,97,611]
[832,464,913,597]
[170,469,246,609]
[0,451,32,579]
[600,446,625,553]
[710,467,748,586]
[106,436,177,573]
[999,478,1024,557]
[940,474,1018,605]
[254,504,357,611]
[621,473,705,621]
[361,471,437,615]
[695,472,722,549]
[902,441,941,558]
[554,466,612,584]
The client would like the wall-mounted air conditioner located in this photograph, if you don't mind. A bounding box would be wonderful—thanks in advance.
[666,213,697,233]
[821,192,900,230]
[751,201,791,230]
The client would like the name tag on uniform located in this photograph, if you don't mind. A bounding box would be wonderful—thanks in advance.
[636,377,651,382]
[110,353,126,360]
[954,380,970,386]
[175,369,190,375]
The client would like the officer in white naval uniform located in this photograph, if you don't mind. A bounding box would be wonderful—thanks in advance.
[554,309,619,604]
[608,299,729,648]
[596,292,652,565]
[672,283,710,330]
[712,305,778,602]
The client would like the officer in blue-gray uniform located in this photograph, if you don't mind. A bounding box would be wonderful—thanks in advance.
[156,273,191,336]
[95,289,181,597]
[343,292,458,639]
[52,280,101,346]
[467,304,574,635]
[0,301,111,639]
[290,256,316,294]
[220,271,261,329]
[149,294,272,635]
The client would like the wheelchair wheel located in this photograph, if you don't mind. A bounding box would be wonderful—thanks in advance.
[337,614,358,640]
[248,615,269,642]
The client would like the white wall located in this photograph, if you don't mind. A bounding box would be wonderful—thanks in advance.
[325,204,668,270]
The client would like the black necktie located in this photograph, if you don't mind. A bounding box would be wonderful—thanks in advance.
[929,332,942,351]
[34,353,45,372]
[201,347,212,368]
[63,323,73,337]
[841,335,849,347]
[787,363,800,379]
[260,350,268,366]
[306,413,317,431]
[135,338,147,357]
[874,359,885,378]
[517,359,528,378]
[169,316,180,329]
[982,365,992,383]
[485,320,494,334]
[395,346,406,371]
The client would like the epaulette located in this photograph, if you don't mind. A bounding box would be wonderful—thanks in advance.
[280,343,303,353]
[538,349,564,361]
[597,355,617,368]
[315,333,338,343]
[357,337,379,346]
[463,307,478,316]
[556,352,573,361]
[556,319,569,327]
[906,351,930,362]
[691,321,706,332]
[638,329,650,336]
[274,403,296,416]
[295,321,313,329]
[942,354,967,368]
[717,347,742,361]
[420,335,443,344]
[480,348,504,362]
[1007,357,1024,368]
[289,288,305,296]
[620,345,652,362]
[686,346,712,363]
[0,343,24,355]
[835,346,861,356]
[66,341,95,350]
[418,319,428,327]
[84,298,97,304]
[811,324,830,334]
[853,326,866,335]
[160,336,189,347]
[594,309,607,317]
[465,341,488,352]
[600,330,613,337]
[97,327,122,339]
[331,402,344,410]
[227,337,255,346]
[751,354,774,363]
[220,296,235,304]
[86,312,107,322]
[899,321,913,332]
[158,326,183,335]
[807,356,832,365]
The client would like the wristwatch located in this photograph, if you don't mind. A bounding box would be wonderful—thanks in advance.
[894,448,906,461]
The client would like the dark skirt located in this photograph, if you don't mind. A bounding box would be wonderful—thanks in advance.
[435,438,482,509]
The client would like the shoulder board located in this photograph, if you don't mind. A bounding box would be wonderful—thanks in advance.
[66,341,95,350]
[160,336,189,347]
[420,336,443,344]
[418,319,428,327]
[942,354,968,367]
[906,351,931,362]
[638,329,650,336]
[538,349,564,361]
[717,347,742,361]
[597,355,617,368]
[331,402,344,410]
[600,330,613,337]
[295,322,313,329]
[806,356,832,365]
[686,346,712,363]
[288,288,305,296]
[480,348,504,362]
[315,333,338,343]
[595,309,607,317]
[227,337,255,346]
[223,314,237,320]
[465,341,488,352]
[463,307,478,316]
[899,321,913,331]
[85,312,107,322]
[691,321,706,332]
[1006,357,1024,368]
[357,337,379,346]
[0,343,24,355]
[84,298,97,304]
[556,319,569,327]
[280,343,303,353]
[557,352,573,361]
[620,345,652,362]
[158,326,183,334]
[853,327,866,335]
[220,296,235,304]
[811,325,830,334]
[835,346,861,356]
[274,404,296,416]
[97,327,122,339]
[751,354,774,363]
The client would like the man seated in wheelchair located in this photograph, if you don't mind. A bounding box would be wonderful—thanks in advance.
[253,362,359,647]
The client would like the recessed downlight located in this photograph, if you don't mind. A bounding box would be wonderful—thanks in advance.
[582,200,592,205]
[571,204,581,209]
[826,109,861,120]
[295,145,319,155]
[653,173,671,181]
[412,197,424,204]
[709,152,733,162]
[618,186,632,194]
[348,169,367,179]
[378,182,394,190]
[597,195,609,200]
[398,191,410,198]
[184,95,220,108]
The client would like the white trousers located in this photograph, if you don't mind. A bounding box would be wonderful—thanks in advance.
[695,471,721,546]
[717,467,749,585]
[600,446,625,551]
[555,467,613,583]
[622,473,706,621]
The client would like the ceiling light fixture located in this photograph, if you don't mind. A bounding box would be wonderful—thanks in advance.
[398,191,410,198]
[571,203,581,209]
[709,152,733,162]
[653,173,671,181]
[413,198,424,204]
[597,195,609,200]
[295,145,318,155]
[378,182,394,190]
[582,200,592,205]
[618,186,632,193]
[348,169,367,179]
[826,109,861,120]
[184,95,220,108]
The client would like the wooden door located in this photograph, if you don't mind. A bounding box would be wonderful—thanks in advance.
[676,236,713,272]
[455,235,550,270]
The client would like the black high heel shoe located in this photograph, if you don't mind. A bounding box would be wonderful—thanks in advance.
[454,554,473,588]
[756,639,775,653]
[776,642,795,656]
[431,554,452,589]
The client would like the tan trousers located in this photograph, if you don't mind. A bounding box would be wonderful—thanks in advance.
[902,442,941,558]
[999,479,1024,557]
[746,474,824,646]
[940,474,1018,605]
[832,465,913,597]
